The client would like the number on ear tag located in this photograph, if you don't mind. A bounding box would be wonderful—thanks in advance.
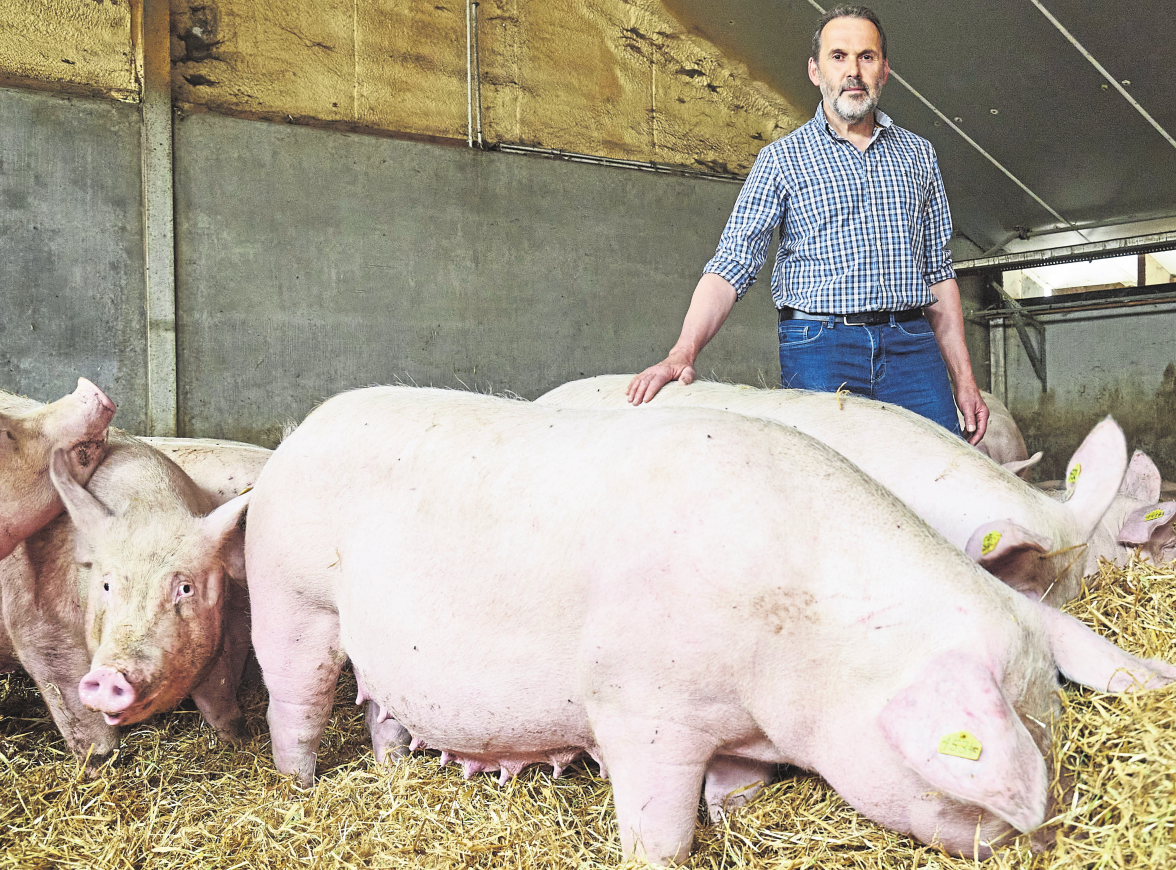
[938,731,983,761]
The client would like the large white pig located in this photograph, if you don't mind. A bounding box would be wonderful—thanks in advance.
[245,386,1174,864]
[0,380,115,560]
[0,432,261,769]
[537,376,1126,607]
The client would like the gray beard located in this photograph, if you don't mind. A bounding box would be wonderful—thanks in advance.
[821,76,882,123]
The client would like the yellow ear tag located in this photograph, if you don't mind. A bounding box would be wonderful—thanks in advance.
[238,485,254,495]
[1067,463,1082,485]
[980,530,1002,556]
[1145,508,1165,522]
[938,731,983,761]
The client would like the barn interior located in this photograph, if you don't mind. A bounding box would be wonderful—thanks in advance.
[2,2,1175,867]
[3,0,1174,480]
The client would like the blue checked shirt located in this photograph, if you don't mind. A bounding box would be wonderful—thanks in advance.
[704,105,956,313]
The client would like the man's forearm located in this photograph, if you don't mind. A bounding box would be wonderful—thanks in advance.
[666,273,739,366]
[925,278,989,442]
[924,278,977,392]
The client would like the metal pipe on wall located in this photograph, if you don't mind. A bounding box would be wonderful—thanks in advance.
[466,0,484,149]
[466,0,473,148]
[473,2,483,148]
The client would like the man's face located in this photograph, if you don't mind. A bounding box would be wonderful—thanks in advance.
[808,16,889,124]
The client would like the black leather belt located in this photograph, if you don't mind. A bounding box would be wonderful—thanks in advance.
[778,307,924,325]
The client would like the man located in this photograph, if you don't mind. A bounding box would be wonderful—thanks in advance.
[626,5,988,444]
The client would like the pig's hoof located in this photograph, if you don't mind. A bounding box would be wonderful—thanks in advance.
[216,717,249,746]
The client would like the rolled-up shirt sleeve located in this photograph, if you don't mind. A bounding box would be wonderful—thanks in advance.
[703,147,787,299]
[922,154,956,286]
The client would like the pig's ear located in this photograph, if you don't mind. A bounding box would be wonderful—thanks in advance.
[49,447,113,550]
[1059,417,1128,538]
[1118,451,1162,503]
[201,490,252,584]
[878,652,1048,833]
[1002,451,1043,480]
[965,521,1054,599]
[1117,501,1176,550]
[1034,600,1176,692]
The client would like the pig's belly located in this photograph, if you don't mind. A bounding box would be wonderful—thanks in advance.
[341,602,600,773]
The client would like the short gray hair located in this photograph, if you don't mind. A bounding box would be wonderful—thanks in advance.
[811,5,887,61]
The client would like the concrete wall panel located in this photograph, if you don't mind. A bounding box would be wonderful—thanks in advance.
[0,87,147,428]
[174,112,776,445]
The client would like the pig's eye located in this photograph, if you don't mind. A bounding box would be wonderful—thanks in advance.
[176,579,194,599]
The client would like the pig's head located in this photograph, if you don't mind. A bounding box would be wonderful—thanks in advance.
[48,448,251,727]
[0,378,115,560]
[965,417,1128,606]
[870,651,1057,857]
[1106,452,1176,569]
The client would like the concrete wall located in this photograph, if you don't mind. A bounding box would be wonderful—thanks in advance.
[174,111,776,445]
[0,87,148,429]
[995,302,1176,481]
[0,86,776,442]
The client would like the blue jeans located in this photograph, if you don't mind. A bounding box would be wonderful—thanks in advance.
[777,315,961,436]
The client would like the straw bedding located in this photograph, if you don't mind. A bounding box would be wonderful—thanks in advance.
[2,557,1174,869]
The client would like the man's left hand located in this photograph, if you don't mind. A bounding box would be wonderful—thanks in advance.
[956,385,989,446]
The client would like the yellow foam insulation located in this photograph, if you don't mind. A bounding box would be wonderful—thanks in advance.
[0,0,136,100]
[170,0,805,173]
[478,1,806,173]
[2,1,804,173]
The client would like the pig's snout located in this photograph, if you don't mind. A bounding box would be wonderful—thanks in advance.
[79,666,136,719]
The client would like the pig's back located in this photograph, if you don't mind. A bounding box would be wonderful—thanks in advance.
[537,376,1075,551]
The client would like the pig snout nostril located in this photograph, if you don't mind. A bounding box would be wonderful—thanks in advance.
[78,667,136,713]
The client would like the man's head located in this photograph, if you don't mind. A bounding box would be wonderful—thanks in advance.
[808,6,889,125]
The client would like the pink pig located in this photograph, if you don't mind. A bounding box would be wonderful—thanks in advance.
[0,433,256,770]
[0,380,115,560]
[246,386,1174,864]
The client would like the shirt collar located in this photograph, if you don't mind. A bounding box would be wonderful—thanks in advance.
[814,103,892,143]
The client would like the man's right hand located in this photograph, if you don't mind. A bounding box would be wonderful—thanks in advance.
[626,357,696,405]
[627,273,737,405]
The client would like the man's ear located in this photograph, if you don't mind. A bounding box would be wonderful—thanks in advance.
[881,57,890,85]
[808,56,821,87]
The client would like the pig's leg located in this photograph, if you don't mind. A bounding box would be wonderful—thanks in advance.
[365,701,411,765]
[1,546,118,771]
[703,756,772,822]
[189,584,251,743]
[1037,603,1176,692]
[250,580,343,786]
[592,717,709,865]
